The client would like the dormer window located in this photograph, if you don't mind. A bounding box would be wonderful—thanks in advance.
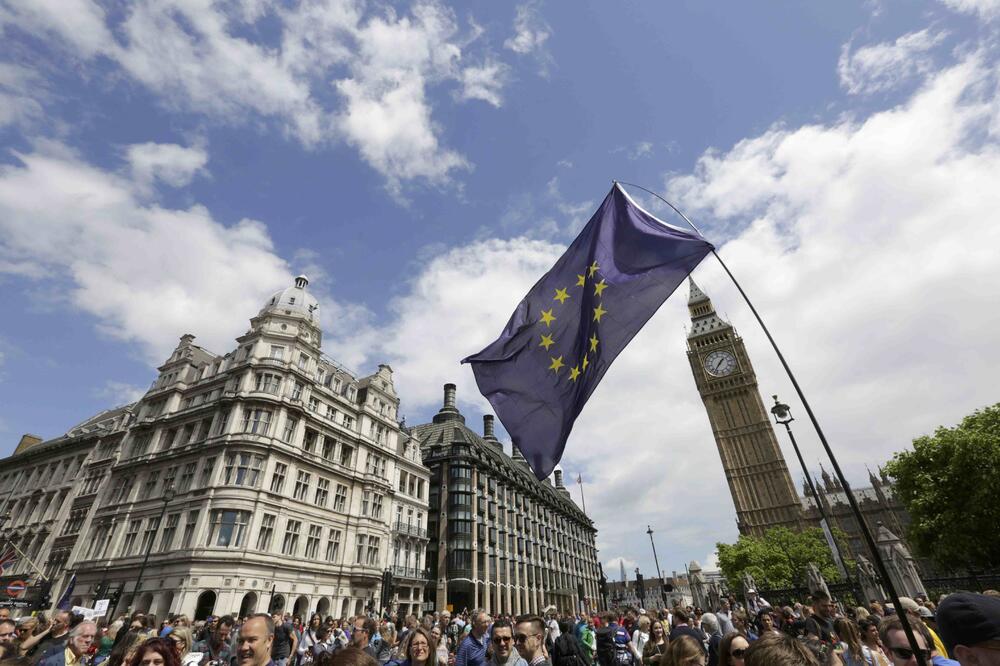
[289,297,296,304]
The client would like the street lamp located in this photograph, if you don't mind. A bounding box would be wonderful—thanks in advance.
[129,485,176,613]
[646,525,667,608]
[770,396,853,591]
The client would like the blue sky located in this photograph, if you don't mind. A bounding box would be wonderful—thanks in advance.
[3,0,1000,580]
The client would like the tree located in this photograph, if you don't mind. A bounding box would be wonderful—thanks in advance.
[716,526,851,591]
[883,403,1000,570]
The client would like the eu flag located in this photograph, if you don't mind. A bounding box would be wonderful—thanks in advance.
[462,183,714,480]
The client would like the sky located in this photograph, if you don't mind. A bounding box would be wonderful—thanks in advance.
[2,0,1000,583]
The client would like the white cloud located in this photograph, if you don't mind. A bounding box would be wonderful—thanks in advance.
[97,380,148,406]
[126,142,209,192]
[504,1,553,75]
[939,0,1000,20]
[0,0,504,194]
[0,63,47,129]
[838,29,947,95]
[612,141,655,160]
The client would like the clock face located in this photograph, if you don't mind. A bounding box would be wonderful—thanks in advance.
[704,350,737,377]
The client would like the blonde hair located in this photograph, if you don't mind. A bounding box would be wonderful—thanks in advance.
[171,626,193,654]
[663,635,704,666]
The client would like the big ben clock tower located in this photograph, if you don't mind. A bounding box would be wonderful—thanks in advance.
[686,278,803,536]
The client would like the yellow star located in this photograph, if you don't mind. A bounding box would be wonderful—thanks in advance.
[540,308,556,327]
[553,287,570,305]
[589,334,599,353]
[539,334,555,350]
[569,365,581,382]
[593,303,607,323]
[588,261,600,277]
[594,279,608,297]
[576,274,586,287]
[582,355,590,371]
[548,356,564,373]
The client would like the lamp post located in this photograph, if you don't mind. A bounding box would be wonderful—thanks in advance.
[646,525,667,608]
[129,485,175,613]
[770,397,853,592]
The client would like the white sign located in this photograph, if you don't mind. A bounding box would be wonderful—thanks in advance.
[94,599,110,613]
[71,605,100,620]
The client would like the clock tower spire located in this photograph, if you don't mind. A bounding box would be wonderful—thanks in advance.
[686,278,803,537]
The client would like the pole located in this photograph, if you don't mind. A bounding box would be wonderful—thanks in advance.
[128,489,174,613]
[577,474,588,515]
[647,526,667,608]
[615,181,928,666]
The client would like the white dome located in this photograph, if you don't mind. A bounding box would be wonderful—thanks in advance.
[260,275,320,321]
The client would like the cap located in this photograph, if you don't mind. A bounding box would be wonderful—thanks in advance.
[747,589,756,594]
[937,593,1000,654]
[639,608,646,615]
[917,607,934,619]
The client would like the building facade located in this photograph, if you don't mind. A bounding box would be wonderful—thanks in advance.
[0,276,431,619]
[685,279,802,536]
[411,384,602,615]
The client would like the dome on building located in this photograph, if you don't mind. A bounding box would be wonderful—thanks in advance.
[259,275,320,322]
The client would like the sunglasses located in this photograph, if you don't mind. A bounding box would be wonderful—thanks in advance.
[730,649,746,659]
[888,646,931,661]
[492,636,512,644]
[514,634,540,643]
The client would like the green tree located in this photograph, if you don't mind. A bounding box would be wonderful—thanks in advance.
[716,526,851,591]
[884,403,1000,570]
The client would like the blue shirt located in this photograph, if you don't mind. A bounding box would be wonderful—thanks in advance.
[455,632,489,666]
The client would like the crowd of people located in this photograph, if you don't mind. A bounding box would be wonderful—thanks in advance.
[1,589,998,666]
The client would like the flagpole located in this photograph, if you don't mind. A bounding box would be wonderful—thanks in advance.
[0,534,49,581]
[616,181,928,666]
[577,474,588,515]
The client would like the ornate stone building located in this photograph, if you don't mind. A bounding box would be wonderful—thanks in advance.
[411,384,602,615]
[0,276,430,619]
[685,279,802,536]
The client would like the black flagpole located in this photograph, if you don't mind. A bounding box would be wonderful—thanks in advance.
[617,181,928,666]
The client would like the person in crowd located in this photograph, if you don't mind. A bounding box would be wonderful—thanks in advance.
[0,618,18,659]
[126,638,183,666]
[486,621,526,666]
[352,617,388,666]
[311,628,337,659]
[595,612,633,666]
[640,621,666,666]
[858,619,890,666]
[667,610,700,646]
[514,616,549,666]
[270,614,298,666]
[167,627,202,666]
[428,627,448,666]
[325,647,377,666]
[743,592,769,618]
[877,616,939,666]
[754,611,778,639]
[717,634,749,666]
[39,621,96,666]
[936,592,1000,666]
[237,615,274,666]
[107,631,147,666]
[552,619,590,666]
[192,615,235,666]
[834,618,876,666]
[729,615,754,644]
[380,625,398,664]
[699,615,721,666]
[805,592,837,645]
[715,603,734,638]
[897,598,948,660]
[745,632,817,666]
[454,612,490,666]
[662,636,705,666]
[393,628,435,666]
[24,611,72,663]
[299,618,323,665]
[629,617,650,662]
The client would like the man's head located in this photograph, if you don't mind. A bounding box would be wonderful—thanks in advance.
[68,621,97,657]
[51,611,71,634]
[352,617,377,647]
[0,619,16,645]
[720,600,730,613]
[238,614,275,666]
[471,611,491,638]
[491,620,514,661]
[937,592,1000,666]
[514,616,545,660]
[811,591,835,620]
[0,609,9,621]
[216,616,236,643]
[879,616,932,666]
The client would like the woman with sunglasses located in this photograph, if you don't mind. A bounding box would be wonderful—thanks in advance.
[718,633,749,666]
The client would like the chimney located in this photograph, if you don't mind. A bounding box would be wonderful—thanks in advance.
[554,469,564,487]
[483,415,495,439]
[432,382,465,424]
[444,383,456,408]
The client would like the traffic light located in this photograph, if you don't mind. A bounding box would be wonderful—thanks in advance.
[635,573,645,602]
[380,570,395,610]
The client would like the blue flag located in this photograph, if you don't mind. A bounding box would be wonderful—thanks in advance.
[462,183,714,479]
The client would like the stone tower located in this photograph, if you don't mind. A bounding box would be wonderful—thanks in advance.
[685,278,802,536]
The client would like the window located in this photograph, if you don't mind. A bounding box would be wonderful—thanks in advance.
[224,452,264,487]
[254,372,282,395]
[86,521,111,559]
[159,514,179,552]
[207,510,250,548]
[130,432,152,458]
[366,536,380,566]
[122,519,141,556]
[181,511,199,548]
[371,493,384,520]
[303,429,318,453]
[293,471,311,501]
[256,514,276,552]
[308,397,319,412]
[140,471,160,500]
[298,353,309,370]
[326,404,337,420]
[199,458,216,487]
[361,490,370,516]
[305,524,322,559]
[161,428,178,450]
[282,520,301,555]
[178,463,196,492]
[398,471,407,493]
[270,463,287,494]
[214,410,230,435]
[356,534,367,564]
[371,423,387,444]
[315,478,330,507]
[282,418,298,443]
[322,438,335,459]
[139,516,161,553]
[325,529,342,562]
[291,382,303,400]
[270,345,285,360]
[365,453,386,478]
[339,445,354,467]
[242,408,273,435]
[333,484,348,512]
[342,415,355,430]
[117,476,135,503]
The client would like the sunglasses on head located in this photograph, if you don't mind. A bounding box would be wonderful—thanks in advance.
[889,646,931,661]
[730,649,746,659]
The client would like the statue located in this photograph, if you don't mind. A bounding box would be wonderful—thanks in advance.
[856,554,885,604]
[806,563,831,599]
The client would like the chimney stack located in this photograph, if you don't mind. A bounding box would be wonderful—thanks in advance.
[444,383,456,408]
[554,469,564,487]
[483,414,495,439]
[432,382,464,424]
